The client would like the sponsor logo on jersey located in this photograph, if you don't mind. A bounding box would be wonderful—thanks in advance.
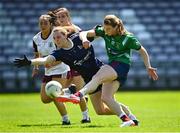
[77,45,83,49]
[49,42,54,47]
[74,51,91,65]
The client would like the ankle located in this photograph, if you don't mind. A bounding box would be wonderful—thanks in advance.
[75,92,83,98]
[120,115,131,122]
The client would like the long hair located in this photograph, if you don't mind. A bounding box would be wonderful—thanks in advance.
[47,7,71,26]
[104,15,128,35]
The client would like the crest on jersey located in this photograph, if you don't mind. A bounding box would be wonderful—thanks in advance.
[77,45,83,49]
[49,42,53,47]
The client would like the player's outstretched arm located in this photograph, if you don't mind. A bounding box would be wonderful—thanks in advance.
[13,55,56,68]
[80,30,96,49]
[138,46,158,81]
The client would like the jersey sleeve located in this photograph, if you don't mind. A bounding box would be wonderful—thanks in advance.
[94,25,105,37]
[50,50,62,61]
[33,41,38,52]
[127,36,141,50]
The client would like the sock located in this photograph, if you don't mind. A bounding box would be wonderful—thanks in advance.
[128,113,137,120]
[68,84,77,94]
[63,88,71,95]
[79,78,100,96]
[63,85,77,95]
[119,113,130,122]
[79,89,86,96]
[82,109,89,120]
[62,114,69,122]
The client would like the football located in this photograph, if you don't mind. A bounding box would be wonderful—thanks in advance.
[45,81,63,98]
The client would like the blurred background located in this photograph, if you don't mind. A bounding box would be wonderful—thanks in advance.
[0,0,180,93]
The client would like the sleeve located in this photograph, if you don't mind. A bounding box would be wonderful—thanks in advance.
[33,41,38,52]
[87,37,95,42]
[50,50,62,61]
[127,36,141,50]
[94,25,105,37]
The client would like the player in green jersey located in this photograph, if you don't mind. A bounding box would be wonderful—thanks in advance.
[57,14,158,127]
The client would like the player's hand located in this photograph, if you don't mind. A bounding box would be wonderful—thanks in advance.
[13,55,31,68]
[147,67,158,80]
[82,40,90,49]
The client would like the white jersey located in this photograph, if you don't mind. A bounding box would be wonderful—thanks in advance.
[33,31,70,76]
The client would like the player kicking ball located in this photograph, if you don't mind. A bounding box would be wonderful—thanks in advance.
[14,26,140,127]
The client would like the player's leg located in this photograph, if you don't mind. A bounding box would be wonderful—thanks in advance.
[101,80,135,127]
[79,65,118,96]
[40,82,53,103]
[89,90,116,115]
[70,74,91,123]
[119,103,139,125]
[52,76,70,125]
[55,65,117,103]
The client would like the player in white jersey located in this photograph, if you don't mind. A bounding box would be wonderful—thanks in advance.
[47,8,90,123]
[32,14,71,125]
[32,14,90,125]
[32,24,70,78]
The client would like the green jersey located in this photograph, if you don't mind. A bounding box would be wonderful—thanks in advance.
[95,25,141,65]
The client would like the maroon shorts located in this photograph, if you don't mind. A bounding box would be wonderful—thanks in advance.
[42,69,81,83]
[67,69,81,79]
[42,74,64,83]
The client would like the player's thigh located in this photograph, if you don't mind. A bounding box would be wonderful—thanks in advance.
[93,65,118,83]
[64,78,73,88]
[52,77,68,88]
[40,83,52,103]
[71,75,85,91]
[101,80,120,100]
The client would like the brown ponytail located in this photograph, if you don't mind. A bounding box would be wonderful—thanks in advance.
[47,11,57,26]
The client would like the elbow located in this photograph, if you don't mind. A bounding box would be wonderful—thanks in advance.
[79,31,87,40]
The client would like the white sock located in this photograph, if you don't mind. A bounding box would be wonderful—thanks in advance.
[128,113,137,120]
[82,109,89,120]
[62,114,69,122]
[79,78,100,96]
[63,88,71,95]
[79,89,86,97]
[119,112,126,118]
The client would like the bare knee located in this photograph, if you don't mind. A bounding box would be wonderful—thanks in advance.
[94,109,106,115]
[41,96,52,104]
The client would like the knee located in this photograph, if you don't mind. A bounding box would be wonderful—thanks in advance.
[94,109,105,115]
[41,96,52,104]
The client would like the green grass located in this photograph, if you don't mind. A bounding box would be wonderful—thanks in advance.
[0,91,180,132]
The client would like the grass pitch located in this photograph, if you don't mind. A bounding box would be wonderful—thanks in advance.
[0,91,180,132]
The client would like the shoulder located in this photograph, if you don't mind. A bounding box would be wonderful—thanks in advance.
[125,33,137,39]
[68,32,80,41]
[124,33,142,49]
[124,33,139,42]
[51,49,62,56]
[33,32,41,41]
